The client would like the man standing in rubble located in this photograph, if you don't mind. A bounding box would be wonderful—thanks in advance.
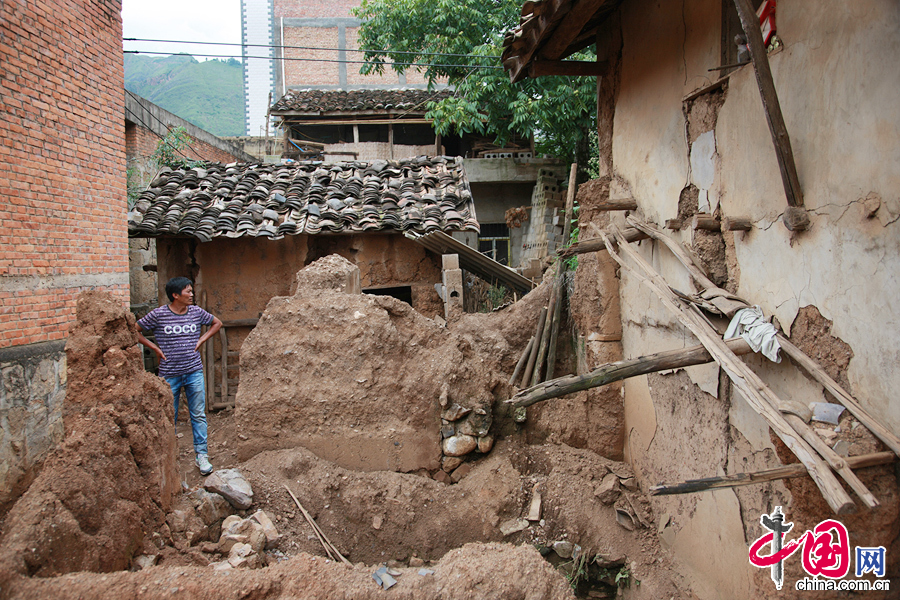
[136,277,222,476]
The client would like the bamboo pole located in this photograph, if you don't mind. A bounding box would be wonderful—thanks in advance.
[509,336,535,386]
[603,226,855,514]
[509,338,753,408]
[651,451,896,496]
[218,327,228,407]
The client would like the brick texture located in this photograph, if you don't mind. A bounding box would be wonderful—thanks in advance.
[0,0,128,348]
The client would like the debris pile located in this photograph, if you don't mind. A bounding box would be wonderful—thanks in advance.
[0,291,178,578]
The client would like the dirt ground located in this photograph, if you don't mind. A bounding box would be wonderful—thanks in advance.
[0,265,692,599]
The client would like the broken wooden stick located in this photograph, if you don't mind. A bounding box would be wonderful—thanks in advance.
[509,335,535,386]
[651,451,896,496]
[284,484,352,565]
[509,338,753,408]
[603,226,855,514]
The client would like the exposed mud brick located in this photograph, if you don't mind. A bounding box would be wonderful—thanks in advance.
[789,305,854,391]
[0,292,178,577]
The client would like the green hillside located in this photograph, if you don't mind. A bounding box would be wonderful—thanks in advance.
[125,54,245,137]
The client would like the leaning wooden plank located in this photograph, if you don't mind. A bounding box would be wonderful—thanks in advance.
[732,0,808,230]
[627,215,900,458]
[777,335,900,457]
[509,335,536,386]
[509,338,753,408]
[603,227,855,514]
[651,451,896,496]
[219,327,228,407]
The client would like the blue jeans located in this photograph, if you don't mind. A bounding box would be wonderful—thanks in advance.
[165,369,208,455]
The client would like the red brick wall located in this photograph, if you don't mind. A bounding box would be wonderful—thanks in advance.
[126,119,247,167]
[0,0,128,348]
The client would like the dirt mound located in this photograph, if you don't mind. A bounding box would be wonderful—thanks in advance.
[4,542,574,600]
[233,255,544,476]
[0,291,178,579]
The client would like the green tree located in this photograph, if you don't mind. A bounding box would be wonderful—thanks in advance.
[353,0,596,167]
[151,126,201,170]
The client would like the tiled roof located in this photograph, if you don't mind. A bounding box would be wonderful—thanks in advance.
[270,88,452,114]
[127,157,479,242]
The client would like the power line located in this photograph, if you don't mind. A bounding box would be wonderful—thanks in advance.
[123,37,501,61]
[123,49,503,70]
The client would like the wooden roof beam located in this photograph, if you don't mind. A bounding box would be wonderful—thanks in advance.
[539,0,611,60]
[528,59,609,78]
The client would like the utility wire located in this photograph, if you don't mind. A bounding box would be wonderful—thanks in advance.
[123,49,503,70]
[123,37,502,60]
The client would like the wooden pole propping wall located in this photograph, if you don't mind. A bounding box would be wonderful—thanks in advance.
[531,286,558,387]
[521,307,548,389]
[509,336,535,386]
[509,338,753,409]
[603,226,855,514]
[545,162,579,382]
[732,0,808,231]
[651,451,897,496]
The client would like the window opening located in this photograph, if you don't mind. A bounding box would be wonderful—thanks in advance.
[478,223,511,265]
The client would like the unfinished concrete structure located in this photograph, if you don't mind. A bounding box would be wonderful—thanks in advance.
[503,0,900,596]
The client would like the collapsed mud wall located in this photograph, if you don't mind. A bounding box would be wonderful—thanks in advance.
[588,0,900,597]
[234,255,515,476]
[0,292,178,579]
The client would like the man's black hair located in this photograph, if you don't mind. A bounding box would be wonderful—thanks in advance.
[165,277,193,302]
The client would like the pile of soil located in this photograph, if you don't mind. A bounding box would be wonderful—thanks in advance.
[0,291,178,579]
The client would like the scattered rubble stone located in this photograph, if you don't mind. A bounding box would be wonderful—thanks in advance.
[442,456,463,472]
[500,518,529,536]
[443,434,477,457]
[204,469,254,509]
[553,541,575,559]
[441,404,472,421]
[526,492,542,521]
[477,435,495,453]
[450,463,472,483]
[595,473,621,504]
[189,488,233,526]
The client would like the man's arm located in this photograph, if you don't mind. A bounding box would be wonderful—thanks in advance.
[195,316,223,352]
[136,323,166,362]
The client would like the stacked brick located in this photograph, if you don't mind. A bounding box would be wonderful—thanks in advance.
[0,0,127,503]
[521,168,567,263]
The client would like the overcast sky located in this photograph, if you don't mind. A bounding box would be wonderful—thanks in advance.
[122,0,243,62]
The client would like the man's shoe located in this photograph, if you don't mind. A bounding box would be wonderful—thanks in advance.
[196,453,213,475]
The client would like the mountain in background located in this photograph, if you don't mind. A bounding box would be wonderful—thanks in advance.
[125,54,245,137]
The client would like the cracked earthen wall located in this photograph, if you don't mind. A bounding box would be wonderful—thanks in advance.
[597,0,900,597]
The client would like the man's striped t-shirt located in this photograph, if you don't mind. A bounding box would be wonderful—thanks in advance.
[137,305,214,377]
